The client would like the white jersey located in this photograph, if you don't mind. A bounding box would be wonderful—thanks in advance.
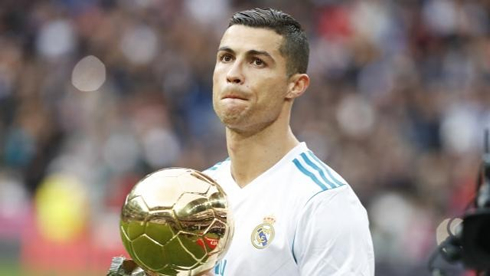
[204,142,375,276]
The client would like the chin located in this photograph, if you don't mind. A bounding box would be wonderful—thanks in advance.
[217,107,247,123]
[220,116,243,128]
[218,115,246,131]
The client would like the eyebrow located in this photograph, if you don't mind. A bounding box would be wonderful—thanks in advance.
[218,46,275,61]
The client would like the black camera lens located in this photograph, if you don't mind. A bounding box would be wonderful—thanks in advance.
[476,219,490,256]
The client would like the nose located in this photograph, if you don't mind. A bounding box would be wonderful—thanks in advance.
[226,62,244,84]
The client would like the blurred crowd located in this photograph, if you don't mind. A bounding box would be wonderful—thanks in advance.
[0,0,489,275]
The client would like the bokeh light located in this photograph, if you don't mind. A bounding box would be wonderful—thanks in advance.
[71,55,106,92]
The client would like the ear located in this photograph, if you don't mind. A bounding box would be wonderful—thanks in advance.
[286,73,310,100]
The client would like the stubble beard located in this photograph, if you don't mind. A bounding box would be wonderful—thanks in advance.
[217,108,249,132]
[218,106,280,137]
[213,93,285,136]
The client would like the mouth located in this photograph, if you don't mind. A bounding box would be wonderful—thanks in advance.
[221,91,249,101]
[222,95,247,100]
[219,86,250,101]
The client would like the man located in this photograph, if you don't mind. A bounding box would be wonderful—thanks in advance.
[204,8,375,276]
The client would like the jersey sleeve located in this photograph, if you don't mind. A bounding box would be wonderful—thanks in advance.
[293,187,375,276]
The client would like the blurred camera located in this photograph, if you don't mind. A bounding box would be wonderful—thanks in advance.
[460,148,490,270]
[432,130,490,273]
[462,209,490,269]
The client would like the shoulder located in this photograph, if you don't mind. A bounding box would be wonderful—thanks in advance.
[301,186,369,228]
[286,148,349,204]
[289,148,372,248]
[292,179,374,275]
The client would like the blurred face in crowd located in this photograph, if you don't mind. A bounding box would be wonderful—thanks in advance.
[213,25,294,134]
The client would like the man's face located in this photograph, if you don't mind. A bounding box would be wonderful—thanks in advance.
[213,25,291,134]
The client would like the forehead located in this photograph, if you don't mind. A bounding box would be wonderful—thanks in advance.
[219,25,283,55]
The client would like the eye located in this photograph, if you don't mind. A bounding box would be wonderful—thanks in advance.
[252,58,265,67]
[219,53,233,63]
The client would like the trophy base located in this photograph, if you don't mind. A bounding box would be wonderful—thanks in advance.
[107,256,147,276]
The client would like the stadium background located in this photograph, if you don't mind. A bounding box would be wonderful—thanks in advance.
[0,0,489,275]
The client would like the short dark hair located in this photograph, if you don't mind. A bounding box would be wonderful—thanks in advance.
[229,8,309,76]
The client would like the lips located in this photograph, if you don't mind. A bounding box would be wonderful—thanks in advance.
[223,95,247,100]
[221,89,249,101]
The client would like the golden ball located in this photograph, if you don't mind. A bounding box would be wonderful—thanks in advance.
[120,168,233,275]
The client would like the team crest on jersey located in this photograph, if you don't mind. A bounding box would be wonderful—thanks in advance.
[251,216,276,249]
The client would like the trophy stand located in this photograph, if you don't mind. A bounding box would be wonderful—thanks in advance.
[107,257,150,276]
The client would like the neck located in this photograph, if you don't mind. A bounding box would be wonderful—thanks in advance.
[225,108,299,188]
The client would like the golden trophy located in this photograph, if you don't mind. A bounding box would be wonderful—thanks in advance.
[108,168,233,276]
